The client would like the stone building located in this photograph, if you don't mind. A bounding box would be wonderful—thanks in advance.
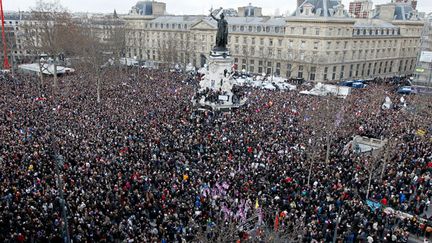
[349,0,373,19]
[392,0,418,10]
[2,11,30,67]
[124,0,423,82]
[413,14,432,86]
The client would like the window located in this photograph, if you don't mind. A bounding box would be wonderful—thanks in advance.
[260,38,264,45]
[303,28,307,35]
[314,42,319,50]
[278,39,283,46]
[310,66,316,81]
[324,67,328,80]
[340,65,345,79]
[269,39,273,46]
[298,65,304,78]
[286,64,292,78]
[315,28,320,35]
[327,41,331,49]
[276,62,281,75]
[300,41,306,49]
[252,38,256,45]
[240,26,244,31]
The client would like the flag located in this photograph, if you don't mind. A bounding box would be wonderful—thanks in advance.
[335,110,343,127]
[274,214,279,232]
[255,198,259,209]
[416,129,426,136]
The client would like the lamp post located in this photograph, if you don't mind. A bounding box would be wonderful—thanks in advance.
[134,55,139,78]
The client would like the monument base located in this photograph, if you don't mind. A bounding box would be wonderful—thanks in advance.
[193,49,247,111]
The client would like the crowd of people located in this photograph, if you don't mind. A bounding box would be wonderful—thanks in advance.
[193,85,245,106]
[0,69,431,242]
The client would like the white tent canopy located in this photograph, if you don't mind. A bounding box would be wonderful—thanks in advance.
[18,63,75,76]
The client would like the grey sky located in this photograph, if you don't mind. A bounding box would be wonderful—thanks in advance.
[4,0,432,15]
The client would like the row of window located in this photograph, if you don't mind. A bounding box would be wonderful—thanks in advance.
[353,28,400,36]
[146,22,190,30]
[231,25,284,34]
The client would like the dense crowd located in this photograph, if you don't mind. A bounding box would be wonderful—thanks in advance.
[0,69,431,242]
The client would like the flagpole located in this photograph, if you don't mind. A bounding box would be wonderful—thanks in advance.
[0,0,10,69]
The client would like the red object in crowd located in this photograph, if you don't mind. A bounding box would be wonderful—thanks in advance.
[16,233,25,243]
[381,198,388,206]
[0,0,9,69]
[35,97,47,101]
[247,147,253,154]
[427,162,432,168]
[274,214,279,232]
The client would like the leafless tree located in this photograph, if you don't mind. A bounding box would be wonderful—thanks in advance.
[157,35,179,71]
[21,0,80,90]
[181,32,194,71]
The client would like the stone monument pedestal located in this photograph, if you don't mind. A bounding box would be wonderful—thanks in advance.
[200,50,233,91]
[193,49,247,111]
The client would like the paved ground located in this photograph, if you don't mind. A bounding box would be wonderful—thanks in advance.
[408,235,428,243]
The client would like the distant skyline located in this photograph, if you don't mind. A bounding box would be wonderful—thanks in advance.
[4,0,432,15]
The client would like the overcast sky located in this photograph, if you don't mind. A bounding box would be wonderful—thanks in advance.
[4,0,432,15]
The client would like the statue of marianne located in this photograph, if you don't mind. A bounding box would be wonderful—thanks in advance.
[210,10,228,51]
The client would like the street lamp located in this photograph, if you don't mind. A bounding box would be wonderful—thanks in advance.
[134,55,139,78]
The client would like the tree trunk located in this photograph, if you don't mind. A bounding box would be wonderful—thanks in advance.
[96,75,101,103]
[381,148,388,181]
[326,133,331,163]
[39,60,44,96]
[53,60,58,89]
[366,170,373,200]
[10,53,15,76]
[332,206,342,243]
[307,156,313,187]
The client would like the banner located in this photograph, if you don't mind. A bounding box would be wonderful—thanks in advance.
[366,200,382,211]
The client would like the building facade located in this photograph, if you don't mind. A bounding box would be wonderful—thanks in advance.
[124,0,423,82]
[392,0,418,10]
[413,14,432,86]
[2,11,30,68]
[349,0,373,19]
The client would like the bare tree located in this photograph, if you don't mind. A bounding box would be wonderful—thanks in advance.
[181,32,194,71]
[157,34,180,71]
[22,0,80,90]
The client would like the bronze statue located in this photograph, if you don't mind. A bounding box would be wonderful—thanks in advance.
[210,10,228,51]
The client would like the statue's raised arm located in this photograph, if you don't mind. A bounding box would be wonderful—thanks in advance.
[210,12,219,21]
